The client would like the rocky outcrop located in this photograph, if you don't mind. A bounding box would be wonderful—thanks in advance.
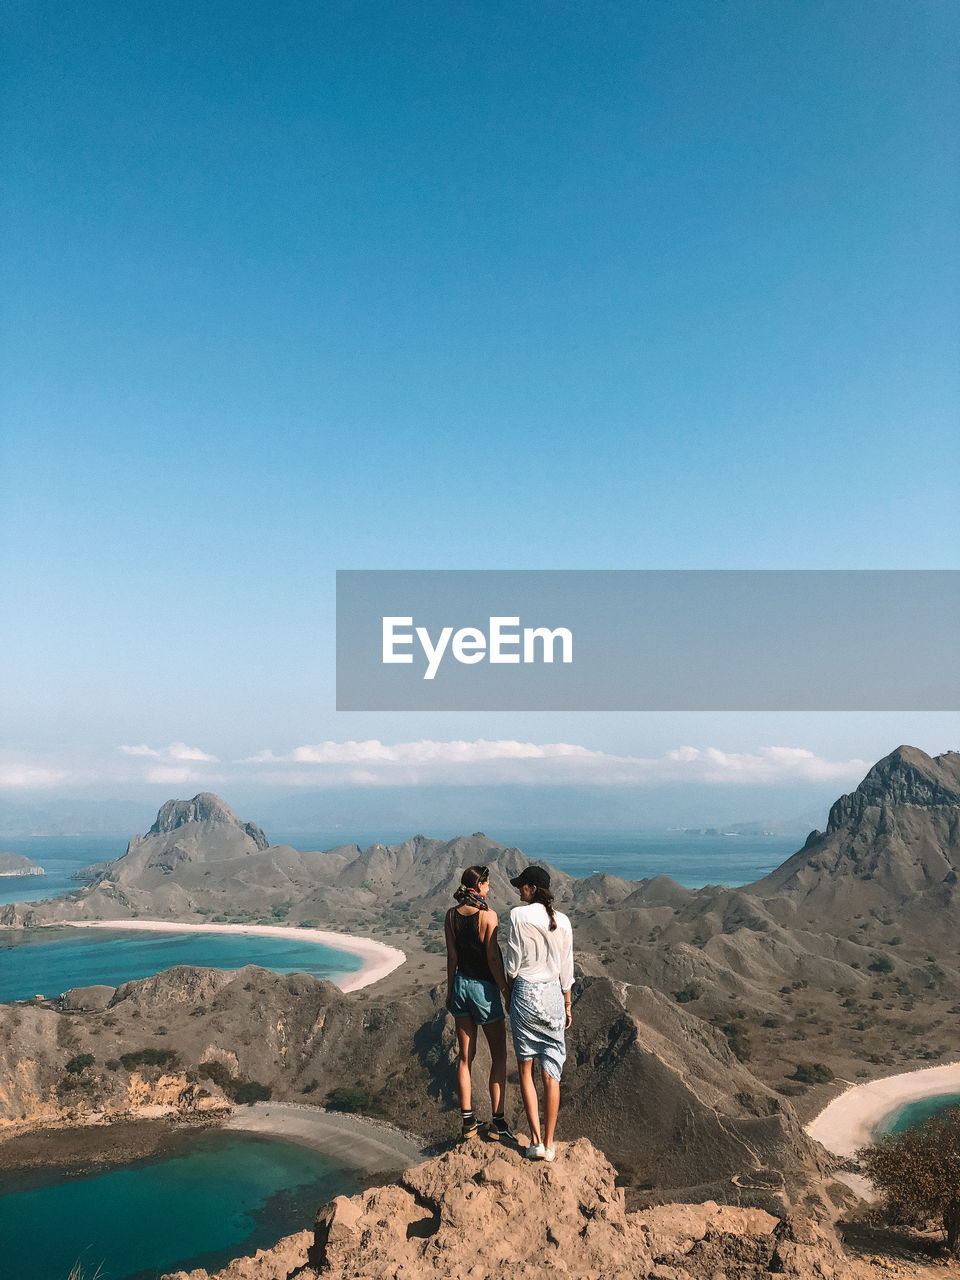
[58,985,116,1012]
[162,1138,872,1280]
[4,794,278,922]
[745,747,960,937]
[149,794,269,850]
[71,859,114,881]
[826,746,960,829]
[0,966,435,1142]
[0,852,44,876]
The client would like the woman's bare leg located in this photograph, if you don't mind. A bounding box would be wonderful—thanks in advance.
[517,1058,541,1146]
[480,1019,507,1116]
[454,1018,478,1112]
[542,1070,561,1150]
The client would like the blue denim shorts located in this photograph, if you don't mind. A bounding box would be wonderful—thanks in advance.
[450,972,504,1025]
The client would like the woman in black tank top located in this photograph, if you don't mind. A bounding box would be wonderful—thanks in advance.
[443,865,512,1142]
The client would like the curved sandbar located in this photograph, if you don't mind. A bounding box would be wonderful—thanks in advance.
[50,919,405,993]
[223,1101,427,1173]
[807,1061,960,1160]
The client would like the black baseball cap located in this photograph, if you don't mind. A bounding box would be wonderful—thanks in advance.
[510,866,551,890]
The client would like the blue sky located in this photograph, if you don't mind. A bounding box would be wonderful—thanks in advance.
[2,1,957,816]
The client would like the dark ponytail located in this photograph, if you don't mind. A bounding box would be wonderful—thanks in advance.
[454,864,490,905]
[532,885,557,930]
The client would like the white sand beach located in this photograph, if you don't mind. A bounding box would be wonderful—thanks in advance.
[52,919,405,992]
[807,1061,960,1160]
[223,1101,427,1173]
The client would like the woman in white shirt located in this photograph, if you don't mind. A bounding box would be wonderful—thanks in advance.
[504,865,574,1161]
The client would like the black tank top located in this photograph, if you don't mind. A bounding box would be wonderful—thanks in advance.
[450,908,495,983]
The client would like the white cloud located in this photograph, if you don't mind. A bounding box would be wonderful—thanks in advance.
[662,746,869,783]
[167,742,219,762]
[238,739,869,788]
[120,742,219,763]
[0,762,68,789]
[0,739,872,794]
[285,739,597,765]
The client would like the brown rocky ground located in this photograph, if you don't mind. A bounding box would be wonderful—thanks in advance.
[163,1136,960,1280]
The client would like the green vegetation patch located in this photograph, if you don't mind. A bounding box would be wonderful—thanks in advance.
[673,984,702,1004]
[65,1053,95,1074]
[718,1022,752,1062]
[789,1062,835,1084]
[197,1059,272,1105]
[119,1047,179,1071]
[233,1080,272,1104]
[324,1086,372,1114]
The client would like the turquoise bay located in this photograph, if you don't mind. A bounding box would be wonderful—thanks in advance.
[0,927,363,1004]
[0,1129,359,1280]
[881,1093,960,1136]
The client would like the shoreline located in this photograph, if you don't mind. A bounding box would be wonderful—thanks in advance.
[806,1060,960,1160]
[38,919,406,993]
[0,1105,428,1183]
[222,1101,427,1173]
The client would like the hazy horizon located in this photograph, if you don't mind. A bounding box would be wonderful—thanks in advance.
[0,772,877,841]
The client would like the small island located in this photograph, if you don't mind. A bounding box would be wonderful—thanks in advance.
[0,852,45,877]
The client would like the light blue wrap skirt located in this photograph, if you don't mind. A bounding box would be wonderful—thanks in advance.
[509,976,567,1081]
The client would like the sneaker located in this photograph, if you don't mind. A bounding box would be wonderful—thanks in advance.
[487,1118,516,1143]
[525,1142,546,1159]
[542,1147,556,1161]
[461,1117,478,1140]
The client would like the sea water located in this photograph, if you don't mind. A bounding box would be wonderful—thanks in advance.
[0,836,130,907]
[880,1092,960,1135]
[498,829,799,886]
[0,927,363,1003]
[0,1129,360,1280]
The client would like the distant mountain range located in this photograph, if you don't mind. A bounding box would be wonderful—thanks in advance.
[0,785,832,839]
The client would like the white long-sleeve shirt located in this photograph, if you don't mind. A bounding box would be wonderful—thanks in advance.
[505,902,574,992]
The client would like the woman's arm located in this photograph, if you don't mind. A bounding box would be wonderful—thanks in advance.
[560,921,575,994]
[444,909,458,1010]
[560,919,574,1029]
[480,910,509,998]
[504,909,522,981]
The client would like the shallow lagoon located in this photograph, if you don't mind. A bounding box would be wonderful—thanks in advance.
[0,926,363,1003]
[881,1092,960,1136]
[0,1128,359,1280]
